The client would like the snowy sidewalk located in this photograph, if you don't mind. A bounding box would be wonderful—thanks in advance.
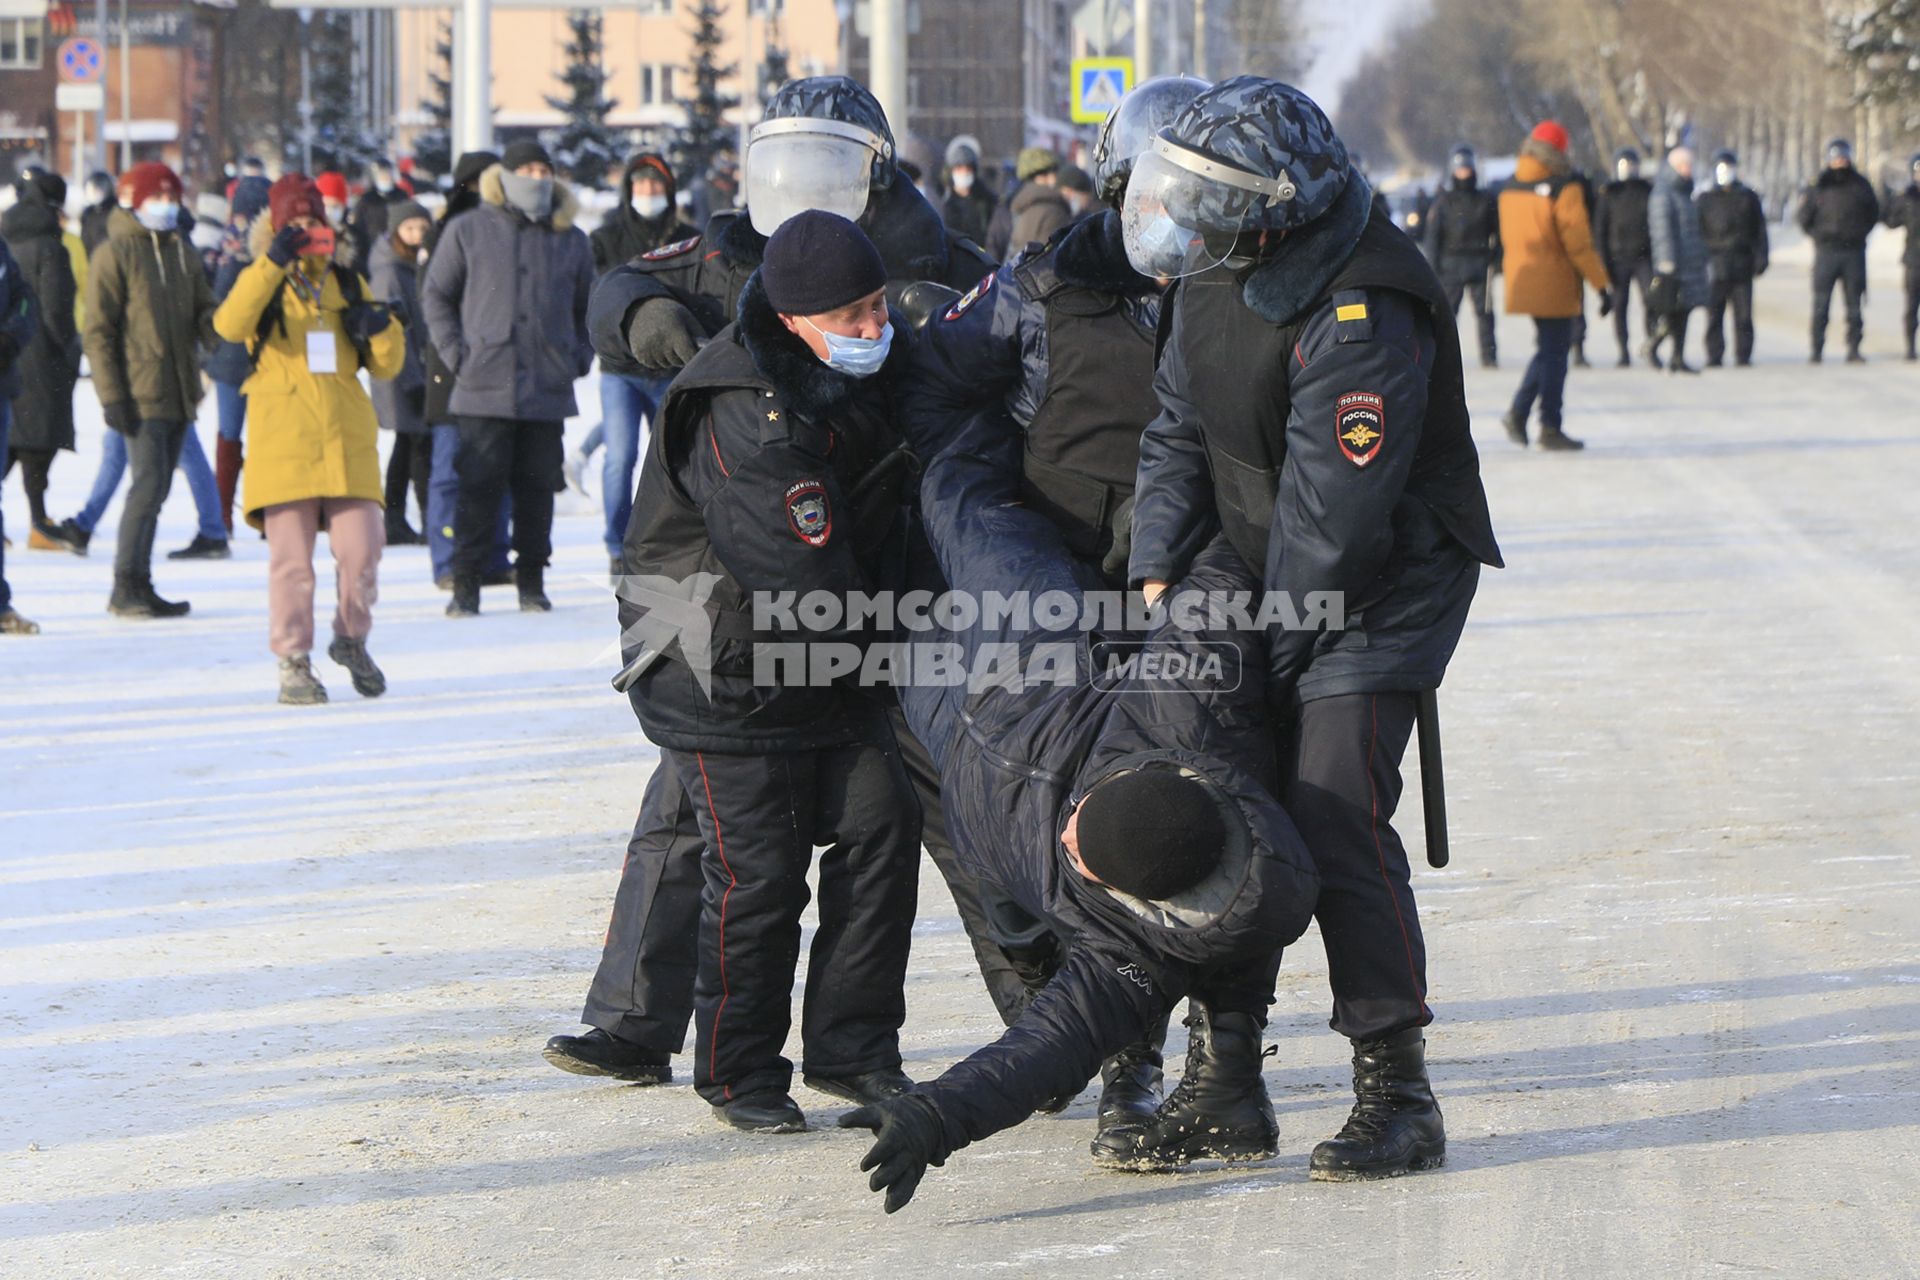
[2,264,1918,1277]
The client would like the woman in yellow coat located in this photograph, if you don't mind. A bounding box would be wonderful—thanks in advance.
[214,174,406,705]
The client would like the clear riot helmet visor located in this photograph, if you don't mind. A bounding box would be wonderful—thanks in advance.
[1121,140,1294,279]
[745,118,884,236]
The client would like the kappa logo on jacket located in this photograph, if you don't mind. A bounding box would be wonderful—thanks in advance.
[1115,963,1154,993]
[1335,391,1386,468]
[785,479,832,546]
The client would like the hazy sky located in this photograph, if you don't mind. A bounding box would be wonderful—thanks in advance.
[1295,0,1423,115]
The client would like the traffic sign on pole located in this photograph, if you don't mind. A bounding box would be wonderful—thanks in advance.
[57,36,106,85]
[1070,57,1132,125]
[56,82,107,113]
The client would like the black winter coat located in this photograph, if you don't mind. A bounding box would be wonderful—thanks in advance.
[589,159,697,274]
[1797,167,1879,250]
[1695,181,1769,281]
[1885,184,1920,270]
[79,198,114,257]
[0,191,77,451]
[1422,176,1499,283]
[940,184,996,247]
[905,210,1160,575]
[893,399,1319,1150]
[617,274,916,754]
[589,179,996,380]
[1593,176,1653,268]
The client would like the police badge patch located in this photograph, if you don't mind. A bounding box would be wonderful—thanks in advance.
[1335,392,1386,468]
[785,480,832,546]
[942,271,995,322]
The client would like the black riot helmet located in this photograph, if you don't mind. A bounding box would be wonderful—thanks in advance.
[747,76,898,235]
[1091,75,1211,205]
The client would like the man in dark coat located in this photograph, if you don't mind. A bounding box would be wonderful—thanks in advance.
[1422,145,1500,367]
[1885,152,1920,362]
[0,231,42,635]
[1593,147,1655,365]
[420,141,594,616]
[583,151,697,575]
[939,140,996,246]
[836,371,1320,1212]
[546,77,1012,1089]
[1125,78,1503,1182]
[1,169,79,548]
[1797,138,1880,363]
[79,171,116,257]
[1695,149,1769,368]
[615,212,922,1134]
[346,159,411,266]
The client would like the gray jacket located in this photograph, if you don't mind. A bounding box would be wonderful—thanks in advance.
[367,236,428,434]
[1647,166,1709,310]
[420,165,594,422]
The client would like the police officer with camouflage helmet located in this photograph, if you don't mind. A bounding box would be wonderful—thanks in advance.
[1123,76,1503,1181]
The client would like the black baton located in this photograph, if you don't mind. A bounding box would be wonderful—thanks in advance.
[1416,688,1449,869]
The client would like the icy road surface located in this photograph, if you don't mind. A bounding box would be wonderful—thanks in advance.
[2,232,1918,1278]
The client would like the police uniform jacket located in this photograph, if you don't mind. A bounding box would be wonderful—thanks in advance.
[1129,186,1504,707]
[1695,180,1770,281]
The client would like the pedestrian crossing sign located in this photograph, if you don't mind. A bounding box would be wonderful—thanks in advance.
[1071,57,1133,124]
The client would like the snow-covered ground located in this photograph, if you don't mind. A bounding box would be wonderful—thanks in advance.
[3,235,1918,1277]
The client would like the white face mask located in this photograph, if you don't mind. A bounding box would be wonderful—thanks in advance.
[951,168,975,195]
[135,200,180,232]
[323,202,346,225]
[631,192,670,219]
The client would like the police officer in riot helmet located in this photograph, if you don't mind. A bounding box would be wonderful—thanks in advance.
[1121,76,1503,1181]
[1695,149,1769,368]
[547,78,1009,1088]
[902,73,1209,1161]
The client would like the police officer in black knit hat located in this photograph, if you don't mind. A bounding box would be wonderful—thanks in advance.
[1124,76,1503,1182]
[614,211,923,1133]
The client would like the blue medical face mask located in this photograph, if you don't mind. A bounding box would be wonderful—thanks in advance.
[804,317,894,378]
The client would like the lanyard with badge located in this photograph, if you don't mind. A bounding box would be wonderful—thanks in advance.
[289,267,339,375]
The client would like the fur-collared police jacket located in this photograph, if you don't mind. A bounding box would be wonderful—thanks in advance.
[1128,194,1505,706]
[617,272,916,754]
[892,403,1320,1149]
[587,179,995,379]
[905,210,1161,576]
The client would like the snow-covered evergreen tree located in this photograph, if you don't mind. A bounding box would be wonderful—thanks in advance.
[545,9,623,188]
[413,18,455,182]
[307,12,389,176]
[673,1,739,187]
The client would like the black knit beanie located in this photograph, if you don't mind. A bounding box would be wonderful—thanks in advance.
[759,210,888,316]
[1075,768,1227,901]
[501,140,553,172]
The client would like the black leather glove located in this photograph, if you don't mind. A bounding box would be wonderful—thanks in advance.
[1101,493,1135,585]
[1596,287,1614,318]
[837,1093,952,1214]
[103,401,139,435]
[623,298,704,375]
[266,224,308,268]
[342,302,393,345]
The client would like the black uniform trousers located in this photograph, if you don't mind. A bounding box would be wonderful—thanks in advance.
[1811,246,1867,355]
[580,707,1050,1052]
[1704,264,1755,365]
[1443,274,1497,365]
[1901,264,1920,356]
[115,419,187,584]
[665,739,921,1105]
[451,417,562,577]
[1608,258,1655,359]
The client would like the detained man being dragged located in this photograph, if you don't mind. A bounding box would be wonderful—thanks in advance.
[613,211,922,1133]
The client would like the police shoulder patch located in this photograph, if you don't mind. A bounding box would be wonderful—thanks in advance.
[942,271,995,322]
[785,479,832,547]
[641,235,701,262]
[1335,391,1386,468]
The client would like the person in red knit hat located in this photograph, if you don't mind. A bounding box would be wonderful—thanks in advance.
[1495,119,1612,451]
[314,172,351,229]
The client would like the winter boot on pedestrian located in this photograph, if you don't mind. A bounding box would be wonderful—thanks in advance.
[167,534,232,561]
[52,518,89,556]
[277,653,329,706]
[1536,425,1585,452]
[445,574,481,618]
[1309,1027,1447,1182]
[384,516,423,546]
[803,1066,914,1106]
[1845,345,1866,364]
[214,438,243,534]
[27,519,65,552]
[713,1090,807,1134]
[1088,1023,1168,1167]
[0,607,40,635]
[542,1027,672,1084]
[108,578,191,619]
[1500,410,1527,447]
[326,635,387,698]
[1107,1005,1277,1171]
[517,564,551,613]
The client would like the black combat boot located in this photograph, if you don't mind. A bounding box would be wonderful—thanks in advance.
[1845,345,1866,364]
[713,1090,807,1134]
[803,1066,913,1105]
[1105,1005,1276,1170]
[1087,1022,1167,1167]
[445,574,481,618]
[108,578,191,619]
[517,564,551,613]
[1309,1027,1447,1182]
[542,1027,671,1084]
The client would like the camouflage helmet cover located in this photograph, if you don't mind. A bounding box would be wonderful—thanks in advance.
[1091,74,1212,205]
[1155,75,1350,234]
